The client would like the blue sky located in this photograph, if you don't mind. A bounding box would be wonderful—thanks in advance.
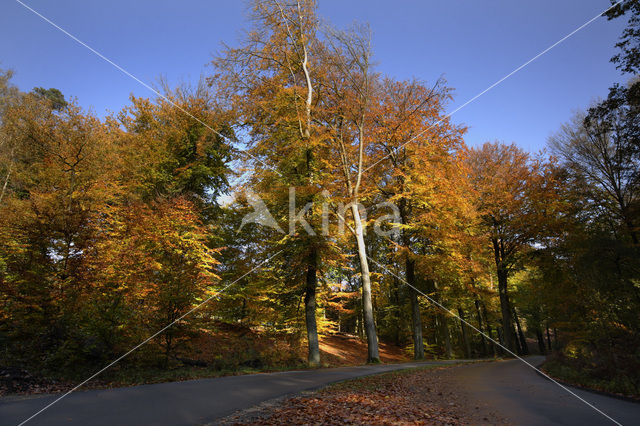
[0,0,628,152]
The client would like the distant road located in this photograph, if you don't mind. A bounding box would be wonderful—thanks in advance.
[1,357,638,425]
[447,356,639,425]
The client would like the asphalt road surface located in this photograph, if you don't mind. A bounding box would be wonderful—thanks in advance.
[447,356,639,426]
[0,357,638,425]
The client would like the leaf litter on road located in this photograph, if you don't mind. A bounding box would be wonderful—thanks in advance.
[221,364,508,425]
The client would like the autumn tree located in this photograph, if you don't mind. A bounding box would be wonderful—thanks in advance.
[82,198,220,365]
[213,0,331,365]
[368,77,468,359]
[117,82,232,204]
[0,86,118,368]
[316,23,384,363]
[468,142,560,353]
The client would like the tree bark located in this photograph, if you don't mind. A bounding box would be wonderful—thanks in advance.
[443,316,452,358]
[351,203,380,363]
[487,324,498,357]
[391,276,402,346]
[513,307,528,355]
[492,238,517,354]
[438,313,452,358]
[474,299,488,356]
[0,162,12,206]
[406,258,424,359]
[304,248,320,366]
[496,266,517,353]
[536,328,546,355]
[458,307,472,359]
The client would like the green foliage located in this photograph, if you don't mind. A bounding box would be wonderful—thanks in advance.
[32,87,67,111]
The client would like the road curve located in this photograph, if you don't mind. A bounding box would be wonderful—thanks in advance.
[1,357,638,425]
[447,356,639,426]
[0,360,461,426]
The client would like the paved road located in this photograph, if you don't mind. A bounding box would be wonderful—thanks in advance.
[0,360,462,426]
[448,356,639,425]
[1,357,638,425]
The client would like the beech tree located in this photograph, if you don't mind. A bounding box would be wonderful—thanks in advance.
[317,23,383,362]
[369,77,468,359]
[213,0,328,365]
[468,142,560,353]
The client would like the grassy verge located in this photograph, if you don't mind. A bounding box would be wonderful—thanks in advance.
[0,361,311,397]
[541,357,640,401]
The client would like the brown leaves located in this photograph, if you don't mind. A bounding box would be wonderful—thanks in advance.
[228,367,503,425]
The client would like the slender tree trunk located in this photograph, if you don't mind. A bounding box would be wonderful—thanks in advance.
[474,299,488,356]
[351,204,380,363]
[546,323,552,351]
[431,280,452,358]
[304,248,320,366]
[496,266,516,353]
[536,328,546,355]
[514,331,524,355]
[444,317,452,358]
[513,307,528,355]
[406,258,424,359]
[458,307,472,359]
[487,324,498,357]
[0,162,12,205]
[438,313,452,358]
[397,202,423,360]
[392,276,402,346]
[493,238,517,354]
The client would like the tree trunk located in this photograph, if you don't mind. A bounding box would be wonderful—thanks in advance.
[474,299,488,356]
[438,313,452,358]
[406,258,424,360]
[546,323,552,351]
[0,162,12,205]
[351,203,380,363]
[513,307,528,355]
[392,276,402,346]
[458,307,471,359]
[536,328,546,355]
[487,324,498,357]
[304,248,320,366]
[492,238,517,354]
[496,266,517,353]
[444,318,452,358]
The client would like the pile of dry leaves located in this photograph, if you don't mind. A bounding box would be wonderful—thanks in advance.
[223,365,507,425]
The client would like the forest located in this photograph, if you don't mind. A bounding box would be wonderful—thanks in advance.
[1,0,639,398]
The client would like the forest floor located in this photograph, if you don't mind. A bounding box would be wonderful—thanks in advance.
[220,364,507,425]
[0,331,410,397]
